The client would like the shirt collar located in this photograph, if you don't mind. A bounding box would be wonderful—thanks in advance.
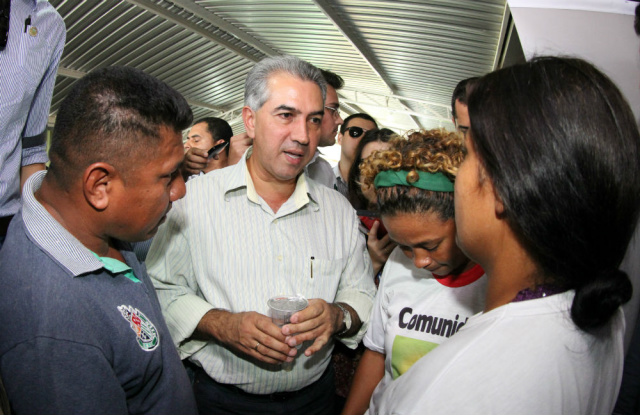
[223,146,320,213]
[92,253,140,283]
[333,163,346,182]
[308,150,320,165]
[21,171,128,277]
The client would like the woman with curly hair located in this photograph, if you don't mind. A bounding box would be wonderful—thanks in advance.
[341,129,487,415]
[369,57,640,415]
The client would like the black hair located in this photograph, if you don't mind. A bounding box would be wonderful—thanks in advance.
[340,113,378,134]
[320,69,345,90]
[347,128,397,210]
[635,4,640,36]
[49,66,192,188]
[451,77,478,119]
[467,56,640,332]
[193,117,233,155]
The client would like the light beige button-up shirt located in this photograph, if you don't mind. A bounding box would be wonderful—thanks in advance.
[147,149,375,394]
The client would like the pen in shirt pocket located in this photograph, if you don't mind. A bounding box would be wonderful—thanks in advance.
[310,256,314,279]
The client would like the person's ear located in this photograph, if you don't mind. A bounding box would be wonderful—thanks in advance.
[82,162,119,211]
[242,106,256,139]
[492,184,506,219]
[214,138,225,146]
[495,196,506,218]
[337,132,343,145]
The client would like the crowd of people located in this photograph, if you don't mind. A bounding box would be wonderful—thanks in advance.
[1,1,640,414]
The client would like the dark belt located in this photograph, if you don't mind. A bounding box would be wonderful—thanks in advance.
[0,215,13,237]
[192,362,332,402]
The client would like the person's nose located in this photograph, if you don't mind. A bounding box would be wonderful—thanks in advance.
[170,174,187,202]
[292,118,310,146]
[413,250,433,269]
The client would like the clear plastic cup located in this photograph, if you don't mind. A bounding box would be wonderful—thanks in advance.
[267,295,308,327]
[268,295,308,369]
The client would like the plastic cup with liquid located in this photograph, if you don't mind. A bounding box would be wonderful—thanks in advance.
[268,295,308,327]
[268,295,309,370]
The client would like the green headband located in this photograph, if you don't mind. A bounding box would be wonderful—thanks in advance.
[374,170,454,192]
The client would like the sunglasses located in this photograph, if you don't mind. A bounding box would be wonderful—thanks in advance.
[344,126,368,138]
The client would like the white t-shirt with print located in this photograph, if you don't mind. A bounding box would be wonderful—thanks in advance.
[368,290,624,415]
[364,247,488,409]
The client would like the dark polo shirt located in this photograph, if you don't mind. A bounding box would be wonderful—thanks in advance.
[0,171,197,414]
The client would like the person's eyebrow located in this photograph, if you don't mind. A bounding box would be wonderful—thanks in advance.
[274,104,324,117]
[390,236,442,246]
[274,104,298,113]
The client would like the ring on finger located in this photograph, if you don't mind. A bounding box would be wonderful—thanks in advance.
[254,341,260,352]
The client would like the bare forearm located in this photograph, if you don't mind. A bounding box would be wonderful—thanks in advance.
[370,257,385,277]
[20,163,46,191]
[194,309,235,343]
[194,308,293,365]
[336,302,362,338]
[342,348,385,415]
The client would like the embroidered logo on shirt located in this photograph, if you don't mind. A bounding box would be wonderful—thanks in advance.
[117,305,159,351]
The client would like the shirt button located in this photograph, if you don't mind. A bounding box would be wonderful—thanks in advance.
[277,255,283,261]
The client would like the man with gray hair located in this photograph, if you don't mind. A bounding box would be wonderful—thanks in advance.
[147,55,376,414]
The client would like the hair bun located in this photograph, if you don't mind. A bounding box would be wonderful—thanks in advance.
[571,268,632,332]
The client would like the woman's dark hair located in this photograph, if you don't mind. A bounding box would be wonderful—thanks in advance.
[359,129,464,220]
[347,128,397,209]
[451,77,478,119]
[467,56,640,332]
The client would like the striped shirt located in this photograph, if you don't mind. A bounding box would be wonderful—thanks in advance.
[147,149,376,394]
[305,150,336,189]
[0,0,65,217]
[333,162,348,197]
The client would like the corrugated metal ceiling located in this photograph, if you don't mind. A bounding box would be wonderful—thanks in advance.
[48,0,508,139]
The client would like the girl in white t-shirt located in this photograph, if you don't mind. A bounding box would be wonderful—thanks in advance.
[369,57,640,415]
[341,129,487,415]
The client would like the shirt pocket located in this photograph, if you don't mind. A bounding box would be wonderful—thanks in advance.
[296,257,347,302]
[2,32,50,107]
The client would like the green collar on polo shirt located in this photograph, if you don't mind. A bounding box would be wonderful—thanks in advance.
[92,252,140,283]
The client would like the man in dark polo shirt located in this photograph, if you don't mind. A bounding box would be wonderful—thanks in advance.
[0,66,197,414]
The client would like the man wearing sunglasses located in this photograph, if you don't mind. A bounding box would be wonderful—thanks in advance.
[333,113,378,197]
[0,0,65,249]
